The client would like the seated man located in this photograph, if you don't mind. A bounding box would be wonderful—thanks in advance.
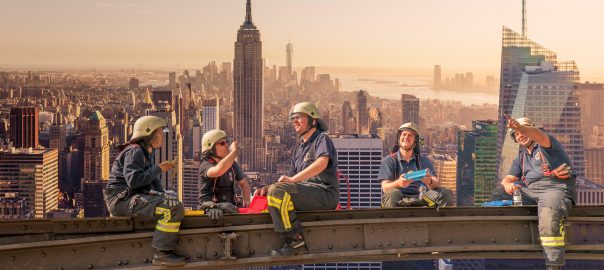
[198,129,251,219]
[379,123,452,207]
[501,116,575,270]
[265,102,339,256]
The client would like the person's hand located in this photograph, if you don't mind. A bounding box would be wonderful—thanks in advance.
[163,190,180,207]
[229,141,239,153]
[552,163,571,179]
[503,182,519,195]
[207,208,223,219]
[159,161,174,172]
[278,175,295,183]
[420,170,433,186]
[396,175,413,188]
[216,202,239,213]
[505,114,524,132]
[254,186,269,196]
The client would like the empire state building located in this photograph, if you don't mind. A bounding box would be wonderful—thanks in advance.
[233,0,264,171]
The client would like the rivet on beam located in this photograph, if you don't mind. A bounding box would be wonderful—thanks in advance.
[514,238,519,242]
[387,241,392,247]
[117,261,123,266]
[257,233,262,238]
[447,239,452,244]
[22,225,28,230]
[331,229,336,234]
[100,247,106,252]
[424,240,430,245]
[188,238,193,244]
[144,258,150,263]
[130,244,135,249]
[124,260,129,265]
[412,241,417,246]
[196,253,203,259]
[10,256,16,261]
[470,239,475,243]
[352,243,358,248]
[138,242,143,248]
[71,249,76,254]
[328,244,333,249]
[87,264,94,269]
[400,241,405,246]
[41,252,46,257]
[249,249,255,255]
[491,238,497,243]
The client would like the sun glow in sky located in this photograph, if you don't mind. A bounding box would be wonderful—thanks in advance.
[1,0,602,81]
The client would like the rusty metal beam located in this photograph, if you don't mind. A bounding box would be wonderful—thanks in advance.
[0,206,603,269]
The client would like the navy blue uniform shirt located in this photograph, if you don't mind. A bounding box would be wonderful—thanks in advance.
[509,134,574,185]
[378,151,436,195]
[288,130,338,187]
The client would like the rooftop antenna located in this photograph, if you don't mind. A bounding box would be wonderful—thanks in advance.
[522,0,527,37]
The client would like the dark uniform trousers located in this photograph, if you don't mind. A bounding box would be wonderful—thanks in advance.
[381,187,453,208]
[267,180,338,233]
[520,177,574,266]
[106,192,184,251]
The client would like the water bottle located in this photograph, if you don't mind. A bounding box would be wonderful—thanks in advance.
[513,188,522,206]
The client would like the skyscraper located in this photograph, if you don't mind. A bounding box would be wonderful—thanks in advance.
[233,0,264,171]
[431,155,457,206]
[9,106,39,148]
[579,82,604,146]
[182,159,200,209]
[497,26,556,178]
[83,111,110,182]
[433,65,442,89]
[0,147,59,218]
[356,90,368,134]
[286,39,293,76]
[49,113,67,151]
[341,101,355,134]
[201,98,220,135]
[457,120,497,206]
[401,94,419,126]
[331,134,383,209]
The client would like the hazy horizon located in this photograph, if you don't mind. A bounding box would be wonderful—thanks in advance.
[1,0,603,82]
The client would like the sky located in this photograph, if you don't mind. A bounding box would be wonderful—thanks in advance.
[1,0,602,81]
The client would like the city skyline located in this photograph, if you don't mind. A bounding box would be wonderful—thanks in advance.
[1,0,603,82]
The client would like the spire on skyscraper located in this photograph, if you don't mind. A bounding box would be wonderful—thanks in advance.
[522,0,527,37]
[241,0,256,29]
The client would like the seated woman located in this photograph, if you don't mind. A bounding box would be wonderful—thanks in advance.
[198,129,251,219]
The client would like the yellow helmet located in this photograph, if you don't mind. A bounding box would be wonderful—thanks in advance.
[509,117,535,143]
[130,116,166,142]
[201,129,228,152]
[289,102,328,131]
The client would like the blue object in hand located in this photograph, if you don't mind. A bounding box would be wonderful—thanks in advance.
[404,169,428,181]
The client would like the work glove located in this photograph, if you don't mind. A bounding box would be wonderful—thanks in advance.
[207,208,224,220]
[216,202,239,213]
[552,163,572,179]
[163,190,180,208]
[200,201,222,220]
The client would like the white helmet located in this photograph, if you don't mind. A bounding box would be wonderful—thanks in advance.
[130,116,166,142]
[201,129,228,153]
[509,117,536,143]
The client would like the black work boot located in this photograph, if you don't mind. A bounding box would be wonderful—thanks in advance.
[546,265,562,270]
[271,231,307,256]
[152,250,186,267]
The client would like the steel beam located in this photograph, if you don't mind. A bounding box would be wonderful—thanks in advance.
[0,207,603,269]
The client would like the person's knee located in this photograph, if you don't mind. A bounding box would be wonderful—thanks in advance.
[381,189,401,208]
